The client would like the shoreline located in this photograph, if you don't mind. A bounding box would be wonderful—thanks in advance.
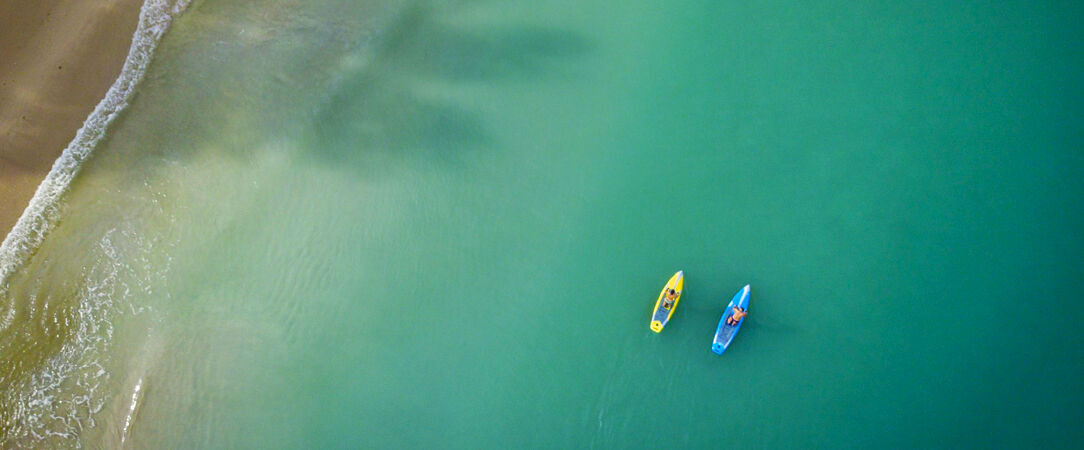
[0,0,188,295]
[0,0,145,236]
[0,0,187,441]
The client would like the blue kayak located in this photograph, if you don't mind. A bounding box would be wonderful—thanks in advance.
[712,285,751,355]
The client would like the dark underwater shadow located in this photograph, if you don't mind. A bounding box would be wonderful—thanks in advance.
[300,0,592,172]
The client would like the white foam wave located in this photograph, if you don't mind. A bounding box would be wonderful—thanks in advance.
[2,223,169,446]
[0,0,190,304]
[119,377,143,447]
[0,0,187,445]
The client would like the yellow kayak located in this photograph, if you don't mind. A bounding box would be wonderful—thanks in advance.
[650,270,684,332]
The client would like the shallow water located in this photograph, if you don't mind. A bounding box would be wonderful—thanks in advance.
[2,0,1082,447]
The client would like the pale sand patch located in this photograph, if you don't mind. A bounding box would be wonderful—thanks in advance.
[0,0,143,235]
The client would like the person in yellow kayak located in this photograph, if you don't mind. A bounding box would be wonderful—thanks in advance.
[726,306,747,326]
[662,288,678,309]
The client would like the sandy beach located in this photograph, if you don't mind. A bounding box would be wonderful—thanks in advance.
[0,0,143,237]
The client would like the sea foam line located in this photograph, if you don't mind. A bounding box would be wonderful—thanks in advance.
[0,0,190,309]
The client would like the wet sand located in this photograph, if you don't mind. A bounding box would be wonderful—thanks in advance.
[0,0,143,236]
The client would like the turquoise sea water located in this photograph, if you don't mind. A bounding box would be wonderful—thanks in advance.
[2,0,1083,447]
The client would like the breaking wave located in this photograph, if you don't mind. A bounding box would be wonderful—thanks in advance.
[0,0,188,446]
[0,0,189,301]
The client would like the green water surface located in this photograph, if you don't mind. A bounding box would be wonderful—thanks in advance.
[2,0,1082,447]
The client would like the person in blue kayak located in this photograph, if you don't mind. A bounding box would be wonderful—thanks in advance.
[726,306,747,326]
[662,288,678,309]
